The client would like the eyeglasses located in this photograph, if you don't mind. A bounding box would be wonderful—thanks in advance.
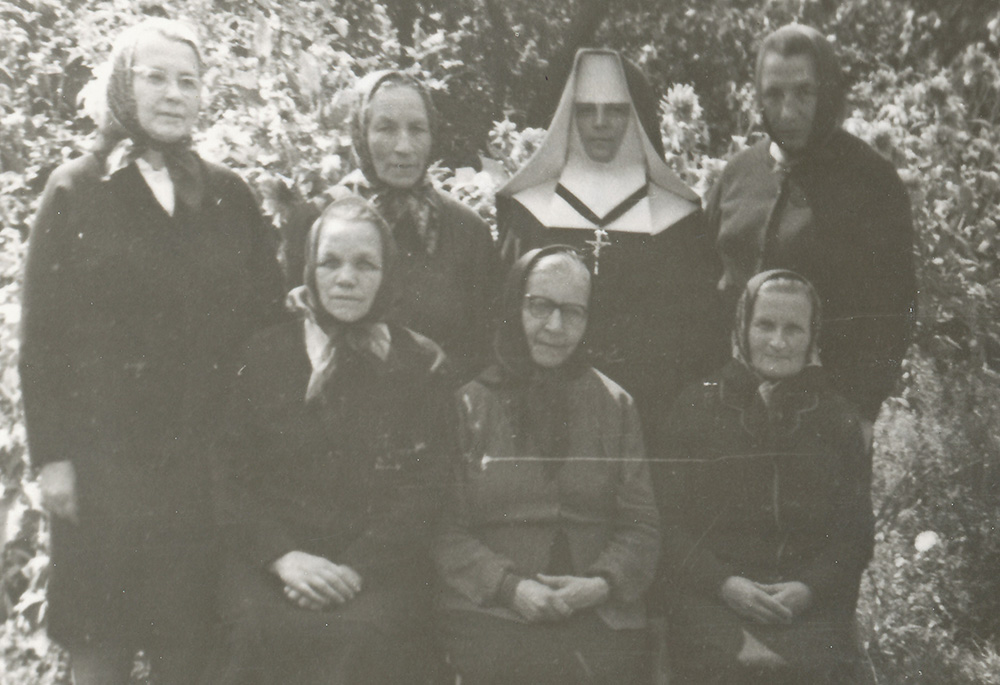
[132,66,201,96]
[523,294,588,327]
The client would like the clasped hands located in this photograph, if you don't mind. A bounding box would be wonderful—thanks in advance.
[271,551,363,611]
[720,576,813,625]
[512,574,610,623]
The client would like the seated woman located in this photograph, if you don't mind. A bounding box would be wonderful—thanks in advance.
[211,196,452,685]
[655,270,875,685]
[432,246,661,685]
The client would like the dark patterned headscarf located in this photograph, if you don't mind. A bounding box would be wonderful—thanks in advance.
[287,195,400,400]
[486,246,591,473]
[732,269,823,374]
[755,23,846,156]
[94,18,205,212]
[347,71,443,255]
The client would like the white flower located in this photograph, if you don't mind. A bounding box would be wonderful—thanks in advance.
[914,530,941,552]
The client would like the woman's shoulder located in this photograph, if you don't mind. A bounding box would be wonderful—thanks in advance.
[241,319,304,365]
[197,157,255,197]
[579,366,635,406]
[433,189,492,234]
[390,324,449,376]
[43,154,103,191]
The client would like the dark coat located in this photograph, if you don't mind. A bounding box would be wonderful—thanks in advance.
[498,201,729,438]
[215,319,453,582]
[19,153,284,648]
[705,130,916,420]
[654,360,874,674]
[210,320,454,684]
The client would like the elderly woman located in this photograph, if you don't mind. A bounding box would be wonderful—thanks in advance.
[284,70,499,381]
[497,48,727,438]
[211,196,452,684]
[703,23,915,428]
[18,19,283,685]
[655,270,875,684]
[433,246,661,685]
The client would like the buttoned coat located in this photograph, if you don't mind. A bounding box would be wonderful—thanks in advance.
[19,153,284,647]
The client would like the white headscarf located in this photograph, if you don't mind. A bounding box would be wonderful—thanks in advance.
[499,49,699,235]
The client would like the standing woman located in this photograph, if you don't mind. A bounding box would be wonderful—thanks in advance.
[497,49,726,439]
[656,270,874,684]
[212,196,452,684]
[19,18,284,685]
[338,70,499,381]
[433,246,661,685]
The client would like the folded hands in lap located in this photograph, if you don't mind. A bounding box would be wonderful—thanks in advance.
[513,575,610,623]
[721,576,813,625]
[271,551,362,611]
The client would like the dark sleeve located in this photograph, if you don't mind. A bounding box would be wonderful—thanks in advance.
[463,209,502,382]
[814,146,916,421]
[496,195,542,272]
[210,345,298,568]
[338,364,454,577]
[796,405,875,604]
[584,394,661,603]
[19,164,98,469]
[430,387,520,607]
[850,163,915,420]
[654,387,736,598]
[233,176,288,327]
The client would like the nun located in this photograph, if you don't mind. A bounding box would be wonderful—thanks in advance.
[497,48,727,438]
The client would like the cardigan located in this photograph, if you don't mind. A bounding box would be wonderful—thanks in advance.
[705,130,916,420]
[432,366,661,630]
[656,360,874,611]
[215,320,453,583]
[19,152,285,646]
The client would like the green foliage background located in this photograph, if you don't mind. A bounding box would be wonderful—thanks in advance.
[3,0,1000,682]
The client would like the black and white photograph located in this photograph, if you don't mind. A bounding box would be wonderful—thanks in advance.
[0,1,996,683]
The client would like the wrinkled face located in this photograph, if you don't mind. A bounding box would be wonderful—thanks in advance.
[366,84,432,189]
[574,102,631,163]
[132,33,201,143]
[747,285,813,380]
[521,255,591,368]
[314,219,384,323]
[759,52,818,154]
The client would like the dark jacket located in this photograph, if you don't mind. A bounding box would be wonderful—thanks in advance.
[705,130,916,420]
[215,320,452,583]
[19,153,284,646]
[656,360,874,612]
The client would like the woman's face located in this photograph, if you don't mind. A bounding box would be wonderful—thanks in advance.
[759,51,818,154]
[366,84,432,189]
[521,255,590,368]
[314,219,384,323]
[747,285,812,380]
[574,102,631,163]
[132,33,201,143]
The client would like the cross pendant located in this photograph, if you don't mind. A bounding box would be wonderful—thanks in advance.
[585,228,612,275]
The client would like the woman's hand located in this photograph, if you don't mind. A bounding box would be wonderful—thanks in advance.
[535,574,610,612]
[758,581,813,618]
[270,551,362,609]
[512,579,573,623]
[720,576,793,625]
[38,461,78,524]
